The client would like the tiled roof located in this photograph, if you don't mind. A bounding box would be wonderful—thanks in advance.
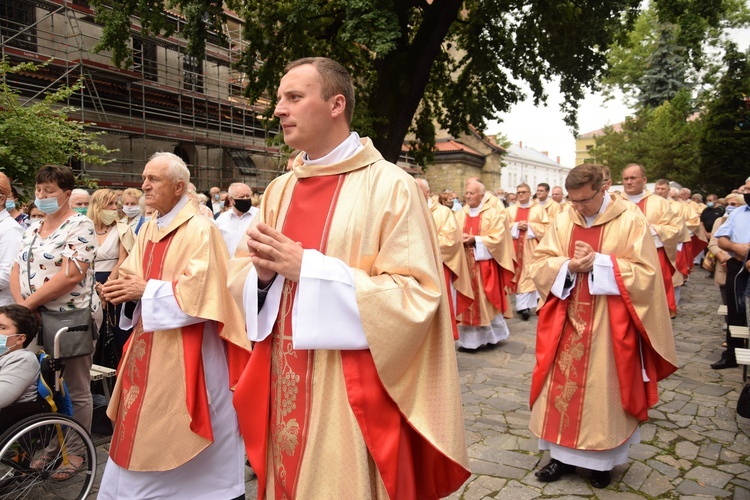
[434,139,482,156]
[577,122,624,139]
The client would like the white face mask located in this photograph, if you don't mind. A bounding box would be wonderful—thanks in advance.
[100,209,119,226]
[122,206,141,218]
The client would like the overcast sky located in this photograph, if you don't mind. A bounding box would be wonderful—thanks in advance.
[487,27,750,167]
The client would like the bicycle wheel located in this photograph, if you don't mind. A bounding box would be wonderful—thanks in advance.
[0,413,96,499]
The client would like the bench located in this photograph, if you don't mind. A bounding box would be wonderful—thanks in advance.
[90,364,117,403]
[729,325,749,339]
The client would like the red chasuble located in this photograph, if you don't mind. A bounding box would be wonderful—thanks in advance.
[460,214,511,325]
[235,175,467,499]
[530,224,676,447]
[636,198,677,316]
[110,232,211,467]
[510,207,530,293]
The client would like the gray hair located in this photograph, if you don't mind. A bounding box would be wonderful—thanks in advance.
[228,182,252,198]
[149,152,190,184]
[71,188,89,198]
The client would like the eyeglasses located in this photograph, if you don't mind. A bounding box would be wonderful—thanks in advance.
[569,189,602,206]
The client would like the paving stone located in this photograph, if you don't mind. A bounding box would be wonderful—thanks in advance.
[734,486,750,500]
[622,461,651,490]
[461,475,508,500]
[640,470,674,497]
[647,458,681,480]
[675,440,700,460]
[494,480,540,500]
[676,478,732,497]
[684,465,733,488]
[628,443,660,461]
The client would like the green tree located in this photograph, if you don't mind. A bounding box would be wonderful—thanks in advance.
[637,23,690,109]
[0,60,113,191]
[89,0,645,163]
[591,90,701,186]
[602,0,750,106]
[698,43,750,195]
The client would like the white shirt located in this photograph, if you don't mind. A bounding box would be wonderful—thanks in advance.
[0,210,23,306]
[215,207,259,257]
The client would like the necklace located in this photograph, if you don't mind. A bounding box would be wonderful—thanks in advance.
[96,226,110,235]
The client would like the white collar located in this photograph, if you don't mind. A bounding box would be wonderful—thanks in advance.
[303,132,364,165]
[156,195,189,229]
[468,201,484,217]
[626,191,644,204]
[583,192,611,227]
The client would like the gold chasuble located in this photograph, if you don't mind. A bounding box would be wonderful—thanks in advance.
[108,201,251,471]
[429,201,474,339]
[454,203,515,324]
[507,203,549,293]
[617,191,687,317]
[528,196,677,451]
[540,199,562,219]
[229,139,470,499]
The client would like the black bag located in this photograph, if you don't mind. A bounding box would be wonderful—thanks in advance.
[738,384,750,419]
[28,231,97,359]
[39,307,96,359]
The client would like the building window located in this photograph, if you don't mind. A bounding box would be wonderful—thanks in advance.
[133,38,158,82]
[229,149,257,175]
[183,55,203,93]
[0,0,36,52]
[586,145,593,151]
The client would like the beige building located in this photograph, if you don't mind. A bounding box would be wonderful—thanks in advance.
[419,127,505,197]
[0,0,283,192]
[574,123,623,166]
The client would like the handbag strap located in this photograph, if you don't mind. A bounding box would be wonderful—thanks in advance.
[26,225,95,312]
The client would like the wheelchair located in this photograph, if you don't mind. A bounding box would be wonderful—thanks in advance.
[0,326,97,499]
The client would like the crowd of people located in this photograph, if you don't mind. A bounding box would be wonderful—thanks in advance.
[0,55,747,498]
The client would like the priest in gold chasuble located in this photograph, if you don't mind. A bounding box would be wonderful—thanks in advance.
[99,153,252,500]
[618,166,688,318]
[454,180,515,350]
[416,179,474,340]
[228,58,469,500]
[507,183,549,319]
[529,165,677,489]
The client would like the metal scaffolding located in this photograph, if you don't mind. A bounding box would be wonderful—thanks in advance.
[0,0,285,192]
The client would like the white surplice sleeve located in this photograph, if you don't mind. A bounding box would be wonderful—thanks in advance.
[588,253,621,296]
[473,236,492,261]
[242,266,284,342]
[292,249,367,350]
[550,260,576,299]
[141,279,205,331]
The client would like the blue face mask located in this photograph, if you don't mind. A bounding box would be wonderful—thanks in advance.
[35,195,63,215]
[73,207,88,216]
[0,334,21,356]
[5,199,15,211]
[707,202,715,208]
[726,205,737,215]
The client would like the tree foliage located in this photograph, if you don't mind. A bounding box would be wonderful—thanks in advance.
[697,43,750,195]
[591,90,701,186]
[88,0,646,163]
[602,0,750,107]
[0,60,113,191]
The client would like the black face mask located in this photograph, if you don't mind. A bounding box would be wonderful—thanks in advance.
[233,198,253,213]
[744,193,750,207]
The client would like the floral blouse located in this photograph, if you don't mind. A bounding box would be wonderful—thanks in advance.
[15,214,101,316]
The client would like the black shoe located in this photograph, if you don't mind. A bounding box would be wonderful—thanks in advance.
[711,357,738,369]
[590,469,611,489]
[457,346,479,353]
[519,309,531,321]
[534,459,575,482]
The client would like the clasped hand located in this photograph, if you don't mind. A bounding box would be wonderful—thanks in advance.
[568,241,595,273]
[102,275,147,305]
[246,223,304,285]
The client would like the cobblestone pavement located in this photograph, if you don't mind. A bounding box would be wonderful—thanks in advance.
[87,268,749,498]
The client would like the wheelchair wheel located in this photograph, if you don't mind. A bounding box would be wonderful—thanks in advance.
[0,413,96,499]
